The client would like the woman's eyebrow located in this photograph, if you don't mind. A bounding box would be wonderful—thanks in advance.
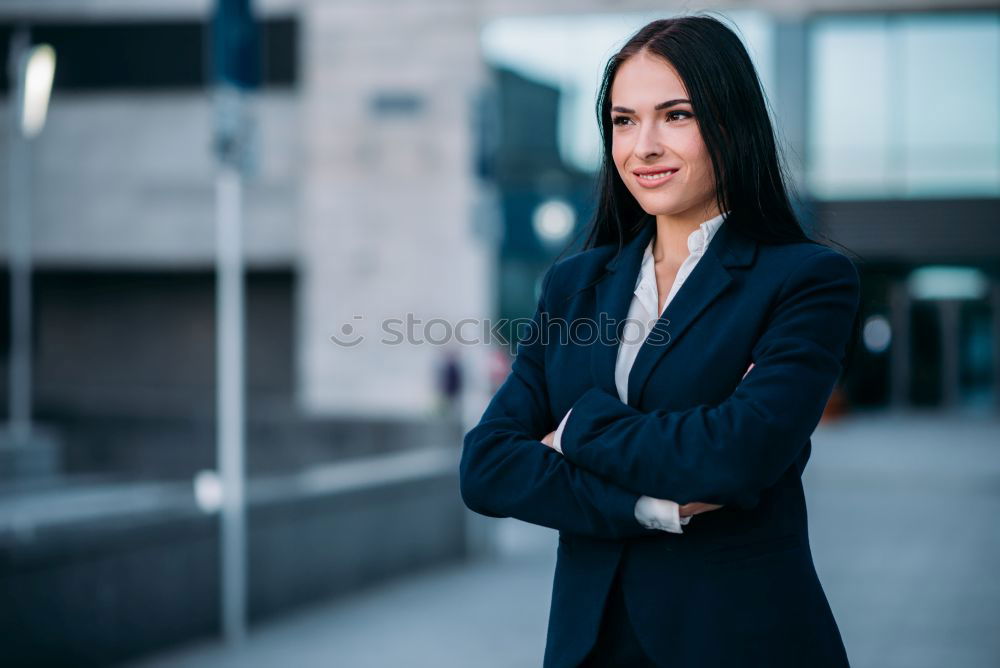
[611,99,691,114]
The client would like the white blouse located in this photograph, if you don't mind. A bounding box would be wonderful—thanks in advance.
[552,211,727,533]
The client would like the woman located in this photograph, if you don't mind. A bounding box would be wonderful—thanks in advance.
[461,15,858,668]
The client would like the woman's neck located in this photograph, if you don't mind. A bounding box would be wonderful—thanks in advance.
[652,205,721,263]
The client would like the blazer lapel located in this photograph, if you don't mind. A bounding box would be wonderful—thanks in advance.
[588,215,759,407]
[590,217,656,397]
[626,218,758,407]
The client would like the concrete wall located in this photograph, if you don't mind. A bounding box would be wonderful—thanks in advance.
[0,447,466,666]
[0,92,299,268]
[295,1,493,418]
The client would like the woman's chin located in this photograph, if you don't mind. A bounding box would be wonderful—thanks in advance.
[633,194,716,222]
[635,198,687,218]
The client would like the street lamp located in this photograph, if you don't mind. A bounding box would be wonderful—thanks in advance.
[6,28,56,448]
[21,43,56,138]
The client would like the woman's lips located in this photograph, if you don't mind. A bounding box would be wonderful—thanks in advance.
[633,169,678,188]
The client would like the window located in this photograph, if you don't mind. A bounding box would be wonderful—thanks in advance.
[0,17,297,92]
[808,12,1000,199]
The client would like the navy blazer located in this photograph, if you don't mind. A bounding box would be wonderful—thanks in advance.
[460,213,859,668]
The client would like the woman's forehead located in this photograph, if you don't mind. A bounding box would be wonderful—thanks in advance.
[611,53,689,108]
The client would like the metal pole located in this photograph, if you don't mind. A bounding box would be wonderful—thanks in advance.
[889,279,911,410]
[938,299,961,409]
[216,161,246,645]
[7,27,32,447]
[212,0,257,642]
[992,284,1000,413]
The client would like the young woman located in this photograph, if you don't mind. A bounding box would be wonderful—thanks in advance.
[461,15,858,668]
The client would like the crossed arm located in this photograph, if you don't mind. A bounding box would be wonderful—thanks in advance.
[460,248,859,537]
[551,249,860,506]
[459,264,663,540]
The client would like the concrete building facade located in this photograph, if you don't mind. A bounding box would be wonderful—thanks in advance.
[0,0,996,432]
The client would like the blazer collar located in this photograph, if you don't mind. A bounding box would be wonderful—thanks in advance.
[603,212,755,272]
[591,212,758,407]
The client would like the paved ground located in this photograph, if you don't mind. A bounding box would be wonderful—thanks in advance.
[133,411,1000,668]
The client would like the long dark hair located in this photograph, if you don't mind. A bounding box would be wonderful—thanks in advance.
[573,14,813,261]
[555,15,863,373]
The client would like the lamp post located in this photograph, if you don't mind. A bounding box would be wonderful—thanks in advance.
[6,27,55,449]
[212,0,259,647]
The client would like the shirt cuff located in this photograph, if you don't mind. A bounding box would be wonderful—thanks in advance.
[634,495,685,534]
[551,408,572,454]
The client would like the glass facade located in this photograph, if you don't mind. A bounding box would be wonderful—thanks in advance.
[808,12,1000,199]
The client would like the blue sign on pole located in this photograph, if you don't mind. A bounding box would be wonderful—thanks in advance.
[212,0,261,90]
[212,0,260,171]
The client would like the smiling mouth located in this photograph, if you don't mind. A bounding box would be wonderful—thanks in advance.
[634,169,678,186]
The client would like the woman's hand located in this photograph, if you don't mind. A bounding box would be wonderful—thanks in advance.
[541,429,557,450]
[679,502,724,517]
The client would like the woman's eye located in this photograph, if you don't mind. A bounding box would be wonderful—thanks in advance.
[612,112,692,126]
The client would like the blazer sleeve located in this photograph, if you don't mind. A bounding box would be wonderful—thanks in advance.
[556,248,861,506]
[459,263,661,540]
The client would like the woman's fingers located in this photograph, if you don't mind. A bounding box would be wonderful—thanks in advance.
[678,502,724,517]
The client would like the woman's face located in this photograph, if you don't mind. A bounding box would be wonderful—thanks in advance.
[609,50,719,225]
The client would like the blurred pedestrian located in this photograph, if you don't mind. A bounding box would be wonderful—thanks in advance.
[436,347,464,429]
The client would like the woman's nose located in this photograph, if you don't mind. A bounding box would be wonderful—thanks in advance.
[633,125,663,160]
